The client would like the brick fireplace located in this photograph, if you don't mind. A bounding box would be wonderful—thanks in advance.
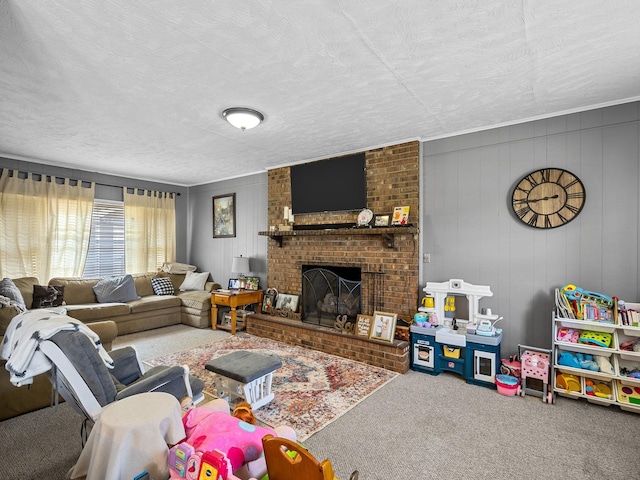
[249,141,420,373]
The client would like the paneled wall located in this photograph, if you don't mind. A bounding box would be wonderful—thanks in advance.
[4,101,639,361]
[187,174,268,290]
[422,102,640,356]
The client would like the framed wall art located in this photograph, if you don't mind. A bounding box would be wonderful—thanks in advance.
[275,293,299,312]
[213,193,236,238]
[245,276,260,291]
[355,314,373,337]
[369,311,398,342]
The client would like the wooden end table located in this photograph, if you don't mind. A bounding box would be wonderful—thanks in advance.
[211,289,264,335]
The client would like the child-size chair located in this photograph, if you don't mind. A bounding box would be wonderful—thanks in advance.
[262,434,337,480]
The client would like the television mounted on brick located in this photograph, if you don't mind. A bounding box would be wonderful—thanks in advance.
[290,152,366,214]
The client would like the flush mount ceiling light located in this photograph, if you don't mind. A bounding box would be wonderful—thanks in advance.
[222,107,264,131]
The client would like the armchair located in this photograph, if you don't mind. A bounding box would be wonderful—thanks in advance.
[40,329,204,424]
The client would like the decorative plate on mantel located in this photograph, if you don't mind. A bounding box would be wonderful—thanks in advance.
[357,208,373,226]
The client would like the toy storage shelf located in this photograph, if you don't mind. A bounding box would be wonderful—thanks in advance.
[552,312,640,413]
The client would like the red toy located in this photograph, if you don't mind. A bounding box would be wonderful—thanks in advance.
[198,449,232,480]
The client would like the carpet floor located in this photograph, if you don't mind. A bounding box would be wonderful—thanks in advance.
[146,333,399,441]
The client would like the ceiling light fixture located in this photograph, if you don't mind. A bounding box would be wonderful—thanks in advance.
[222,107,264,131]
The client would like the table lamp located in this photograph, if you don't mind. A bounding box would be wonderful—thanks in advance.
[231,255,251,289]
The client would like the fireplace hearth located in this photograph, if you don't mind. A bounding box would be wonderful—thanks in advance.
[302,266,361,327]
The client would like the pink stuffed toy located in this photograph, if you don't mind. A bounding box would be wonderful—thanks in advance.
[556,328,579,343]
[182,407,277,472]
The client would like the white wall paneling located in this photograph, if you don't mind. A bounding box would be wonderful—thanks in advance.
[187,173,268,290]
[422,102,640,356]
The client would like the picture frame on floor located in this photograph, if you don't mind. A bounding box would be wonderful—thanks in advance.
[369,311,398,342]
[355,314,373,337]
[275,293,299,312]
[262,292,276,314]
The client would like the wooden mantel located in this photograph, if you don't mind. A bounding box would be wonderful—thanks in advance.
[258,225,418,248]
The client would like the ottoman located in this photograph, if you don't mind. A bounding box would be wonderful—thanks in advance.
[205,351,282,409]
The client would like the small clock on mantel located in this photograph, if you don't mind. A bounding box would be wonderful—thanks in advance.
[357,208,374,226]
[511,168,586,229]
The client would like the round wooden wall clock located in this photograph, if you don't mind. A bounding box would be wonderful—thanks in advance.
[511,168,586,229]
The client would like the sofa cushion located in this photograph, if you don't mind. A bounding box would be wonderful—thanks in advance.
[64,303,131,322]
[93,275,140,303]
[128,295,181,314]
[10,277,40,310]
[49,277,100,305]
[132,273,156,297]
[0,278,26,311]
[32,285,65,309]
[179,271,209,291]
[151,277,174,296]
[156,273,186,292]
[178,290,212,311]
[160,262,197,274]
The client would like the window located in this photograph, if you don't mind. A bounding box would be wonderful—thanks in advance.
[83,199,125,278]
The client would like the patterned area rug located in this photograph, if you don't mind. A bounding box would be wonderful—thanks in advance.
[146,333,398,440]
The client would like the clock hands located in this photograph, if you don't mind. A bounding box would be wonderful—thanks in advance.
[514,194,559,204]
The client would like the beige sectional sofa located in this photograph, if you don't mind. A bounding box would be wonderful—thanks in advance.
[0,271,220,420]
[0,272,220,337]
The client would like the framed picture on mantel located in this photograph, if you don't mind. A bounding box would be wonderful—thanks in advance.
[374,214,390,227]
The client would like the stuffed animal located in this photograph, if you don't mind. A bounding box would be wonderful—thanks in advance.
[232,401,256,425]
[558,351,599,371]
[595,355,614,374]
[558,351,581,369]
[556,328,580,343]
[576,353,599,371]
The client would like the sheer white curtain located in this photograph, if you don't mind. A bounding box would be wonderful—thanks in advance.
[124,188,176,274]
[0,169,94,280]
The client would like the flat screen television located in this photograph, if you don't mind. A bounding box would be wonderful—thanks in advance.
[290,153,366,214]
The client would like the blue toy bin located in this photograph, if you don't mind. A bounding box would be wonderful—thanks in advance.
[496,374,520,396]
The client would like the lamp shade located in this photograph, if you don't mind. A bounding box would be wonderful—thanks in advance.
[222,107,264,131]
[231,256,250,275]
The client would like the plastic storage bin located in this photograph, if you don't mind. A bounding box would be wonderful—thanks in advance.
[495,374,519,396]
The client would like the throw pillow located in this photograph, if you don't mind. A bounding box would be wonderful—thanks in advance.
[32,285,65,308]
[179,271,209,291]
[93,274,140,303]
[151,276,175,296]
[0,277,27,311]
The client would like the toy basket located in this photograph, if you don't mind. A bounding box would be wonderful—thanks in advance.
[495,374,520,396]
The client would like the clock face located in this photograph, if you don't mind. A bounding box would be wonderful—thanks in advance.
[511,168,585,229]
[357,208,373,226]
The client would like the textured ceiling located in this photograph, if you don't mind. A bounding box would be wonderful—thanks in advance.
[1,1,640,186]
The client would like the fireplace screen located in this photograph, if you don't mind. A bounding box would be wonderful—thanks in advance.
[302,267,361,327]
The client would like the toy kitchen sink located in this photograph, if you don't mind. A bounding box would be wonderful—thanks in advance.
[412,279,503,388]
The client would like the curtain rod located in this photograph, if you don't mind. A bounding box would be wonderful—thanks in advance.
[1,168,181,196]
[113,184,181,196]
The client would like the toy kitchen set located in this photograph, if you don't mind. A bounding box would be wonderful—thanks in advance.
[411,279,503,388]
